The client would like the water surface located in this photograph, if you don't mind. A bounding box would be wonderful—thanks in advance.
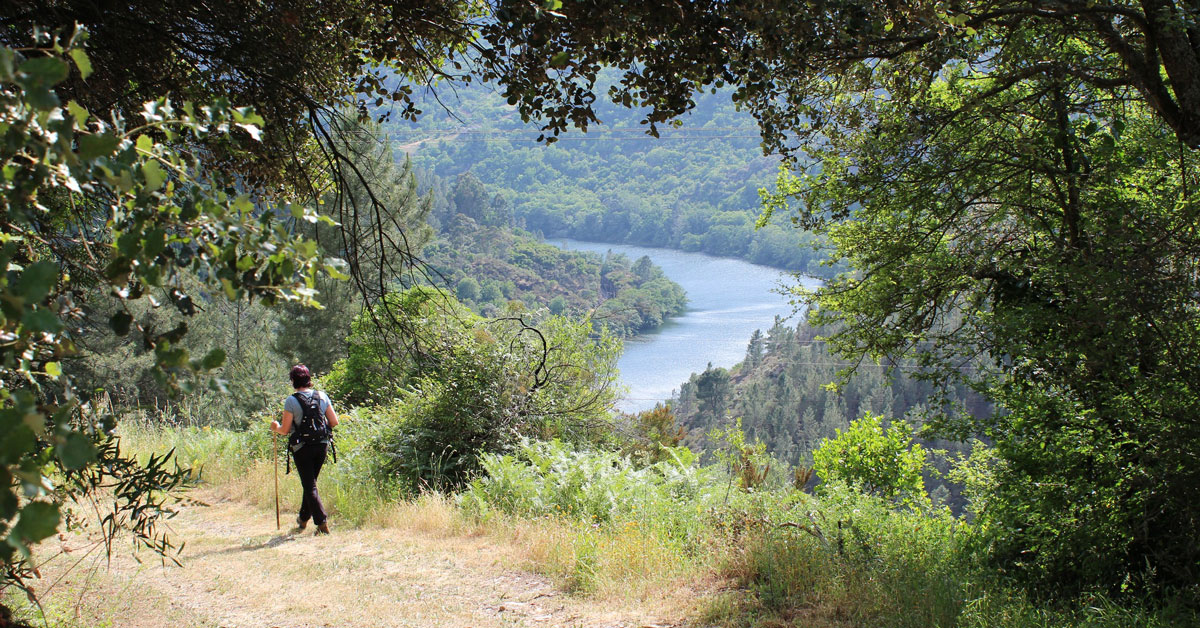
[556,239,819,413]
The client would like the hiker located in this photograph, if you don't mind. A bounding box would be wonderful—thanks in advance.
[270,364,338,534]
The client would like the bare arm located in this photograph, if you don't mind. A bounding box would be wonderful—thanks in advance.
[270,410,294,434]
[325,403,339,429]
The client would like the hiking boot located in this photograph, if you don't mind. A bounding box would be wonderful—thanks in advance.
[316,522,330,535]
[295,517,307,532]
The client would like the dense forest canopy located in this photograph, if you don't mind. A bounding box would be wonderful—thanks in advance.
[672,318,992,513]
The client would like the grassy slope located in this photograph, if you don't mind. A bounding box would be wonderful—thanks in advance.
[7,424,706,628]
[11,422,1192,628]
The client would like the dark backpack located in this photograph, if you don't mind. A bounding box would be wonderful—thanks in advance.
[285,391,336,474]
[289,391,331,449]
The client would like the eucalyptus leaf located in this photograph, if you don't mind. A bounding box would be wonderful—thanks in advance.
[16,261,58,302]
[6,501,59,557]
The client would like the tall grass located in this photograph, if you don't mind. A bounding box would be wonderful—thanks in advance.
[119,409,404,527]
[117,421,1197,627]
[460,439,1198,628]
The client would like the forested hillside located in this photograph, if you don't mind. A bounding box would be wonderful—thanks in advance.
[672,320,987,463]
[670,320,992,509]
[422,216,687,337]
[391,75,834,274]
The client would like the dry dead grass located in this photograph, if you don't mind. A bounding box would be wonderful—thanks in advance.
[18,487,710,628]
[190,454,711,613]
[371,492,474,536]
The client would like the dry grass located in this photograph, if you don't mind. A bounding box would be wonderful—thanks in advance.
[370,492,475,535]
[479,513,706,614]
[16,491,701,628]
[100,425,717,625]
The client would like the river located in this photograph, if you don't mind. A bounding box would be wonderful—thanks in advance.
[555,239,820,413]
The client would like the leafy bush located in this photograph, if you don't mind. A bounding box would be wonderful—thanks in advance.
[737,482,971,627]
[812,413,930,507]
[709,418,783,492]
[620,405,687,465]
[330,288,622,491]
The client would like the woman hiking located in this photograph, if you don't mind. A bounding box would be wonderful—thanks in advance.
[270,364,338,534]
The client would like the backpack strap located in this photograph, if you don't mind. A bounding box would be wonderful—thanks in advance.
[318,389,338,464]
[284,392,305,474]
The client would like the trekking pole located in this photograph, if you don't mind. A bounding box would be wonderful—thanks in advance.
[273,432,281,530]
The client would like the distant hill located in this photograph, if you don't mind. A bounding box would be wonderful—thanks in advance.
[422,214,687,338]
[389,75,835,276]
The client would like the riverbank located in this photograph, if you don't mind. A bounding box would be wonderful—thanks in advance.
[554,239,818,412]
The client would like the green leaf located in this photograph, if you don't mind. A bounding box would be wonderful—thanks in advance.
[0,419,36,465]
[0,484,17,520]
[201,348,226,370]
[231,107,265,126]
[7,501,60,557]
[143,227,167,257]
[117,169,135,193]
[67,100,89,126]
[298,240,318,258]
[22,308,63,333]
[78,132,119,160]
[25,87,60,110]
[117,231,141,256]
[549,52,571,69]
[44,362,61,378]
[57,432,96,470]
[233,195,254,214]
[16,261,59,302]
[0,48,15,81]
[19,56,69,86]
[69,48,93,79]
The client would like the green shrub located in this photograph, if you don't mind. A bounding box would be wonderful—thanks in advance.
[812,413,929,507]
[333,288,622,491]
[709,418,785,492]
[462,439,718,547]
[735,483,970,627]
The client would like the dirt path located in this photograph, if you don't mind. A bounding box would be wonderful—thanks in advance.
[28,492,694,628]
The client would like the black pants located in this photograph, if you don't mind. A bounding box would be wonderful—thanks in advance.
[292,442,328,526]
